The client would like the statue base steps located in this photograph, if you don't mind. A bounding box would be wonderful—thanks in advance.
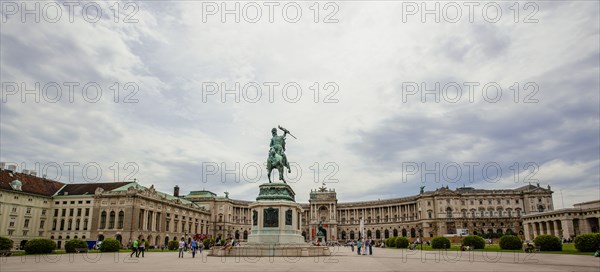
[208,244,331,257]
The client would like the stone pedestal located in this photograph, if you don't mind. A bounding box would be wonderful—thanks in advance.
[210,183,330,257]
[247,183,305,244]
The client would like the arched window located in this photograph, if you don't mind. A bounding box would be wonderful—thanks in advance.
[393,229,398,237]
[375,230,381,239]
[446,207,453,218]
[367,230,372,238]
[350,231,355,240]
[83,219,88,230]
[118,211,124,229]
[99,211,106,229]
[109,211,115,229]
[410,228,416,238]
[75,219,80,230]
[341,231,347,239]
[384,229,389,238]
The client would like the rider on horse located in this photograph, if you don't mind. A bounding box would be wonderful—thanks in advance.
[269,127,291,172]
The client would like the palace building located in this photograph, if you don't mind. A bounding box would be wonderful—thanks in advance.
[2,167,592,250]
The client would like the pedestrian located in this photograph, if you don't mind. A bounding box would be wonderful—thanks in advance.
[368,237,373,255]
[130,239,138,258]
[178,238,185,258]
[198,239,203,254]
[138,239,145,257]
[350,240,354,252]
[191,239,197,258]
[357,239,362,255]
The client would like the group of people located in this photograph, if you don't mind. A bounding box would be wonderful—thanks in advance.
[128,239,146,258]
[178,238,204,258]
[348,238,374,255]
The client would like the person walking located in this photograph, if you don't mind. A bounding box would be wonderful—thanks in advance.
[368,238,373,255]
[191,239,197,258]
[198,240,203,254]
[357,239,362,255]
[178,238,185,258]
[138,239,145,258]
[130,239,138,258]
[350,240,355,252]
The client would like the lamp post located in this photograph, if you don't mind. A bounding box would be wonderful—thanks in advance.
[419,228,423,250]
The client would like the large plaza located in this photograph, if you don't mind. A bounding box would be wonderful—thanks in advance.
[1,247,599,272]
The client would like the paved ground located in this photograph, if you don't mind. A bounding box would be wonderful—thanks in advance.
[2,247,599,272]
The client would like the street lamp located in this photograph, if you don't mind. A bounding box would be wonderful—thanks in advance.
[419,228,423,250]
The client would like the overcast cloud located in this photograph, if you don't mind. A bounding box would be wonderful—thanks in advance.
[1,1,598,207]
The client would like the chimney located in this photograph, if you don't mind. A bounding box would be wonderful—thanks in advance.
[174,185,180,197]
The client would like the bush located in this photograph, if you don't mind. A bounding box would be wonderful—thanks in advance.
[99,238,121,252]
[462,235,485,249]
[533,235,562,251]
[65,239,88,253]
[499,235,522,250]
[168,240,179,250]
[203,238,216,249]
[24,239,56,254]
[386,237,396,248]
[574,233,600,252]
[0,237,13,251]
[395,237,409,248]
[431,236,451,249]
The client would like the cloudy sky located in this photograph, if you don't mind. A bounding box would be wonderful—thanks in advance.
[1,1,598,207]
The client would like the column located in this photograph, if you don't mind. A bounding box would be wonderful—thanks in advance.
[523,223,531,241]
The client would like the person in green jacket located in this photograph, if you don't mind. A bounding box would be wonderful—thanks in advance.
[130,239,139,258]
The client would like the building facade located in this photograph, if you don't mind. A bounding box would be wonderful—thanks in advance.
[522,200,600,241]
[1,167,574,250]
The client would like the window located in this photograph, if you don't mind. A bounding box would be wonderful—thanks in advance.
[40,220,45,229]
[516,199,519,204]
[70,201,75,204]
[62,201,67,204]
[75,219,80,230]
[118,211,124,229]
[42,209,47,216]
[100,211,107,229]
[60,219,65,230]
[78,201,83,204]
[85,208,90,216]
[109,211,115,229]
[8,230,14,235]
[69,209,74,216]
[24,219,30,228]
[67,219,72,230]
[86,200,91,204]
[9,217,16,227]
[22,230,28,236]
[11,206,17,213]
[83,219,88,230]
[54,209,58,217]
[62,209,66,217]
[26,207,31,214]
[77,208,82,216]
[52,219,57,230]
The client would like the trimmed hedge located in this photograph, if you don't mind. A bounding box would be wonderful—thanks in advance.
[395,237,409,248]
[533,235,562,251]
[65,239,88,253]
[203,238,216,249]
[499,235,522,250]
[386,237,396,248]
[24,239,56,254]
[0,236,13,251]
[168,240,179,250]
[462,235,485,249]
[99,238,121,252]
[574,233,600,252]
[431,236,450,249]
